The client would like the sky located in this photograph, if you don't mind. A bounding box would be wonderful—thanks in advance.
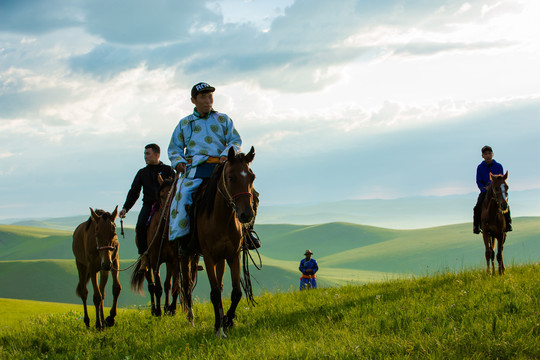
[1,0,539,222]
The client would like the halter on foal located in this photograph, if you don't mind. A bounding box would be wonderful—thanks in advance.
[130,175,181,316]
[182,146,256,338]
[481,171,509,275]
[72,206,121,329]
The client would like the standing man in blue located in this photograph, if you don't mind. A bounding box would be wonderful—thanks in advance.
[473,145,512,234]
[168,82,261,252]
[299,250,318,290]
[119,143,175,271]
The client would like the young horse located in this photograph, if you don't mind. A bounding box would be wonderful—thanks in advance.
[72,206,121,329]
[191,146,256,338]
[130,175,181,316]
[481,171,509,275]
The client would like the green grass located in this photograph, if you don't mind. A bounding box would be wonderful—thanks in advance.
[0,264,538,359]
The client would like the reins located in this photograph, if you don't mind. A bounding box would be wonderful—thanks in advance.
[487,183,509,214]
[214,160,262,305]
[111,175,179,273]
[217,161,253,211]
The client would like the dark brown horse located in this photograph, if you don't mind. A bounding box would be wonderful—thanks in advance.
[72,206,121,329]
[181,146,256,337]
[481,171,509,275]
[130,176,181,316]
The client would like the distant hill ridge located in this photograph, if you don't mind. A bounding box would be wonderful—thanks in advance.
[3,189,538,230]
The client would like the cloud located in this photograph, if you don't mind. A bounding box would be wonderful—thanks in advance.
[69,0,516,91]
[0,0,83,34]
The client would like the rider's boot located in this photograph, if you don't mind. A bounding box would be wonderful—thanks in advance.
[245,226,261,250]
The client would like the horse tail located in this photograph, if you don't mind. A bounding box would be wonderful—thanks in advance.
[130,259,146,295]
[179,255,197,314]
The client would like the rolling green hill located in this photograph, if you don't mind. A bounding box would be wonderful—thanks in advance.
[0,217,538,305]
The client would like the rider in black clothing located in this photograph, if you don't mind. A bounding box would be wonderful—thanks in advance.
[119,144,175,271]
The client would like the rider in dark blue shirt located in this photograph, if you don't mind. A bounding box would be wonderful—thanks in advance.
[473,145,512,234]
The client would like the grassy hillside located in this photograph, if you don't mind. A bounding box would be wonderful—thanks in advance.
[0,225,139,261]
[1,264,538,359]
[1,217,538,305]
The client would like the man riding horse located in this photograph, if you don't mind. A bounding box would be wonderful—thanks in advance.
[473,145,512,234]
[167,82,261,253]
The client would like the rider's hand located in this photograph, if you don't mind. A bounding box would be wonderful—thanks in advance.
[119,208,127,218]
[176,163,186,173]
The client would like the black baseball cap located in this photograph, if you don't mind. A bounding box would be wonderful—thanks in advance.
[191,82,215,98]
[481,145,493,153]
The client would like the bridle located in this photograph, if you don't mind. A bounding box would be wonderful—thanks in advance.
[488,182,509,214]
[96,234,118,251]
[217,161,253,212]
[94,222,118,251]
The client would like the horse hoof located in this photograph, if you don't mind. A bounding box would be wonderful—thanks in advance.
[223,316,234,329]
[216,328,227,339]
[105,316,115,327]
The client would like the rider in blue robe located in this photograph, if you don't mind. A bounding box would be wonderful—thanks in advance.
[299,250,318,290]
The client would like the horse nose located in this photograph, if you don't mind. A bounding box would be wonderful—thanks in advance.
[238,211,254,224]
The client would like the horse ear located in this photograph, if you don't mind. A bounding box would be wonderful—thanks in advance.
[111,205,118,221]
[227,147,236,162]
[245,146,255,164]
[489,172,493,181]
[90,207,99,222]
[157,173,164,186]
[503,171,508,180]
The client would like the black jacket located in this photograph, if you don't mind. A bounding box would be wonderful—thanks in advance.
[122,161,175,211]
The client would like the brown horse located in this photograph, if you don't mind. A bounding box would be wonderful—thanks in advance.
[72,206,121,329]
[181,146,256,337]
[130,175,181,316]
[481,171,509,275]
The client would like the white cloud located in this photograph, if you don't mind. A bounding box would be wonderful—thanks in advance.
[1,0,539,220]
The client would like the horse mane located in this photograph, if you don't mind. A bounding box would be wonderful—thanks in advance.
[84,209,108,231]
[198,162,225,218]
[156,177,174,203]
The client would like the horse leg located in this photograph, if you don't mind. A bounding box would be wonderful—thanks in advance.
[179,254,195,325]
[163,265,172,314]
[144,270,158,316]
[206,258,226,338]
[165,260,180,316]
[171,255,182,316]
[153,267,163,317]
[75,262,90,327]
[497,233,506,275]
[105,260,121,327]
[98,271,110,329]
[482,233,495,275]
[224,255,242,329]
[90,273,104,329]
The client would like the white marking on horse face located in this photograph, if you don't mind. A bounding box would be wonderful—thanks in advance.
[240,170,247,177]
[500,184,507,199]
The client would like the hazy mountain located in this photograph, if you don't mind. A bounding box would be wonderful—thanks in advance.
[2,189,538,230]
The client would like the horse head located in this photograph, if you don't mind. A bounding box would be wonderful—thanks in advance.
[224,146,256,224]
[489,171,509,212]
[90,206,119,271]
[156,174,174,209]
